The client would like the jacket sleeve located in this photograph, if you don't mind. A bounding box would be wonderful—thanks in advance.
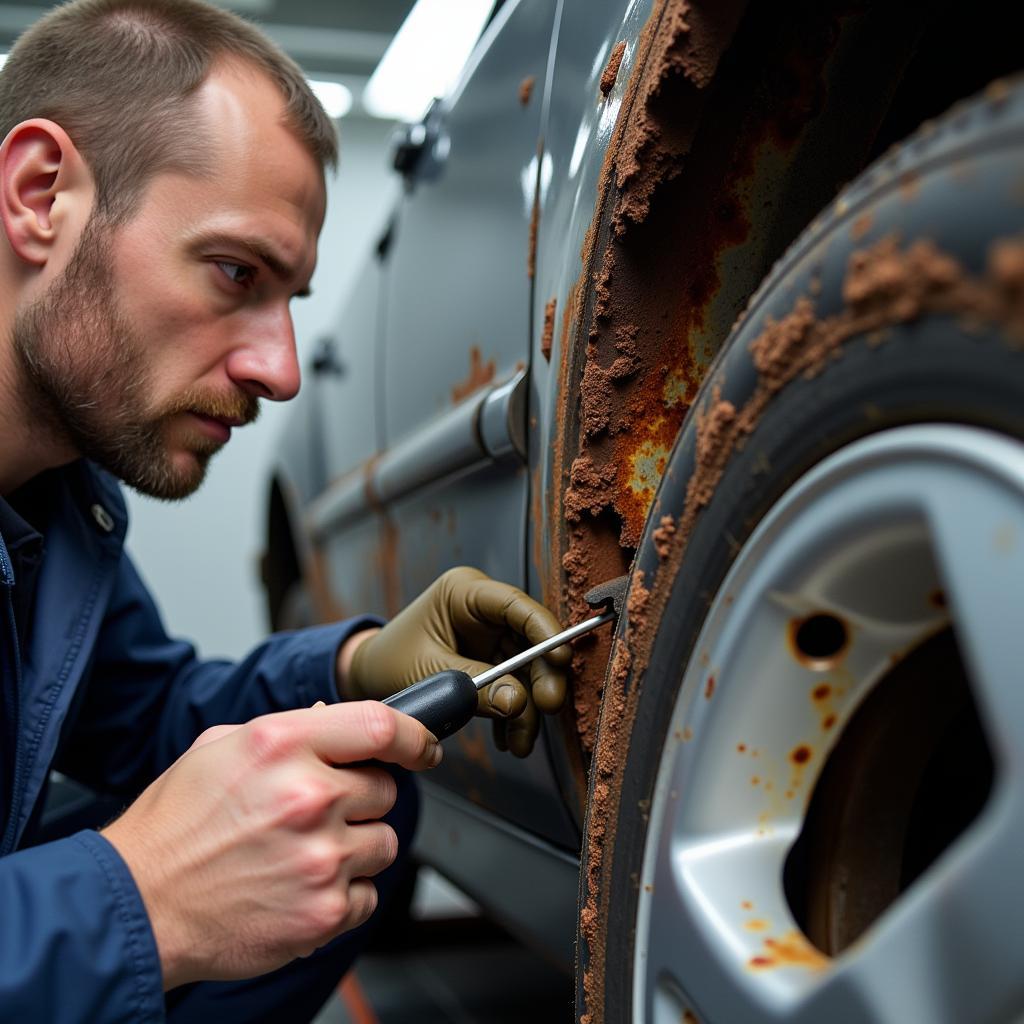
[55,548,383,795]
[0,830,164,1023]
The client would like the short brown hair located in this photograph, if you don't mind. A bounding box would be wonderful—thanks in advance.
[0,0,337,221]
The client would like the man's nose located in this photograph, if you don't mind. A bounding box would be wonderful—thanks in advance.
[225,304,301,402]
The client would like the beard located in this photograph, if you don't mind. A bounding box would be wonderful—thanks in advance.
[12,217,259,500]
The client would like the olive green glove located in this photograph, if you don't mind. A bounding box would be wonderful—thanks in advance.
[345,567,570,757]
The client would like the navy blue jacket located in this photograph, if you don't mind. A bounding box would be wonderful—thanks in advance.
[0,461,373,1022]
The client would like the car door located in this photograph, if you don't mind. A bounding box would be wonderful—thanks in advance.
[377,0,576,845]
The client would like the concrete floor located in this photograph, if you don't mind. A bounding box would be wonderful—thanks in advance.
[312,870,573,1024]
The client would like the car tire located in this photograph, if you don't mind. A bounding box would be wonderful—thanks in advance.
[576,79,1024,1023]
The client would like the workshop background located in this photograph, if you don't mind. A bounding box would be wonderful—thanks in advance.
[0,2,573,1020]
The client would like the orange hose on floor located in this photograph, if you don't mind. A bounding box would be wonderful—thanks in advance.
[337,971,380,1024]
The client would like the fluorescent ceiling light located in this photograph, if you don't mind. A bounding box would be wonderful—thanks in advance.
[308,79,353,120]
[362,0,493,122]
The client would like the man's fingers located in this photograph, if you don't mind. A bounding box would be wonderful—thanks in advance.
[475,674,528,719]
[191,722,245,750]
[302,702,442,770]
[333,765,399,822]
[341,878,379,933]
[505,698,539,758]
[530,658,566,714]
[457,575,571,666]
[340,821,399,881]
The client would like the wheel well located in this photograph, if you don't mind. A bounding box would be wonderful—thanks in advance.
[263,478,303,631]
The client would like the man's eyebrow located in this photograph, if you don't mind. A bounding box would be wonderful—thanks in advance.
[191,232,313,298]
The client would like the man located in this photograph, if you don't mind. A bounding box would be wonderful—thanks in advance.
[0,1,569,1020]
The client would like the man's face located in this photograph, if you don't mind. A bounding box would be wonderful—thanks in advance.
[12,62,326,499]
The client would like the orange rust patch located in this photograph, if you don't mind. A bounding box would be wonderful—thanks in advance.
[451,347,496,403]
[745,918,768,931]
[790,744,812,765]
[737,743,747,753]
[518,74,535,107]
[541,297,557,362]
[750,776,760,786]
[851,211,874,241]
[750,931,830,971]
[741,901,753,910]
[812,683,832,702]
[600,40,627,97]
[704,674,716,699]
[823,713,837,730]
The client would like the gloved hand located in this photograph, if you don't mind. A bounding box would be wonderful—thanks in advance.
[343,567,570,757]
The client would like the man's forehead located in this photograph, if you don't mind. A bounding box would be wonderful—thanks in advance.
[177,63,326,246]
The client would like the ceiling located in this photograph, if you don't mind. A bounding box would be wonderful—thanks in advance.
[0,0,418,118]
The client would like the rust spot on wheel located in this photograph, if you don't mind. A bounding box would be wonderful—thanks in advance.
[749,932,830,971]
[790,744,812,766]
[705,674,716,699]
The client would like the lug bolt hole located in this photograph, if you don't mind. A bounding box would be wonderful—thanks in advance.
[792,613,848,667]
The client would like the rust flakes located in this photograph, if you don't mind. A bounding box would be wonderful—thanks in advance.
[528,187,540,280]
[580,568,654,1021]
[600,40,627,98]
[541,297,557,361]
[704,674,716,699]
[451,346,496,403]
[748,931,829,971]
[652,514,677,559]
[518,74,535,107]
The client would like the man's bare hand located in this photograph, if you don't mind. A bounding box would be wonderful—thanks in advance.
[101,702,440,990]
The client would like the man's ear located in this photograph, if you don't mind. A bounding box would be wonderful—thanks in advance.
[0,119,92,267]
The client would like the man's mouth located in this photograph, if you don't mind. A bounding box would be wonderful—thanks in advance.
[188,411,243,444]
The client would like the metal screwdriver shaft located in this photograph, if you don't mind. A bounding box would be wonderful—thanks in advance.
[470,609,615,689]
[382,574,627,741]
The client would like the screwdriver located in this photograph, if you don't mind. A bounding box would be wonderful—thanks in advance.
[382,574,627,741]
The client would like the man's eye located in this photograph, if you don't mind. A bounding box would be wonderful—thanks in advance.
[215,261,254,286]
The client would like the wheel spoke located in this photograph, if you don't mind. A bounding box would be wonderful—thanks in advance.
[913,439,1024,755]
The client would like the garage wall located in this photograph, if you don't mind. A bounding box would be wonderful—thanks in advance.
[125,116,400,660]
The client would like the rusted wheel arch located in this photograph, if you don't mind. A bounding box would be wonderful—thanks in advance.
[547,0,1024,778]
[573,68,1024,1023]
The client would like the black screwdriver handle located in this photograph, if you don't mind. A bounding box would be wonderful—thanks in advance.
[382,669,478,741]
